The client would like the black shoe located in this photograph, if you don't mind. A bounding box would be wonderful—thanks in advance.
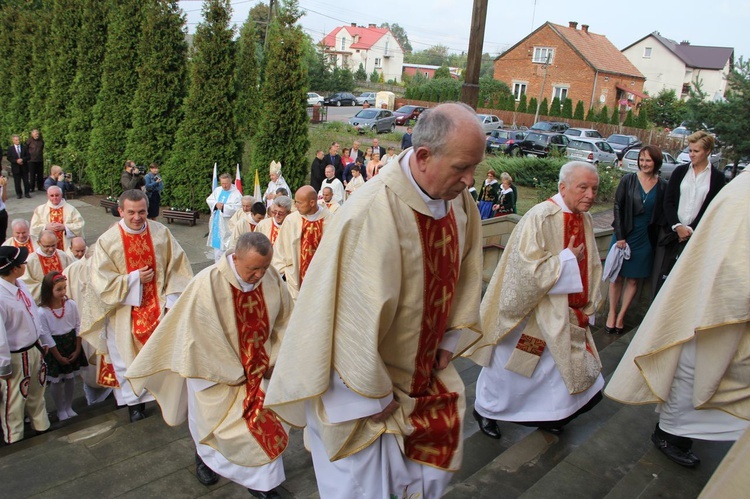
[128,403,146,423]
[17,195,22,199]
[29,188,35,193]
[605,325,617,334]
[195,453,219,485]
[247,488,281,498]
[24,194,31,198]
[539,426,564,435]
[651,432,700,467]
[473,409,501,439]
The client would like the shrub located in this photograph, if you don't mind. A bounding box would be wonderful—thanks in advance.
[574,100,585,120]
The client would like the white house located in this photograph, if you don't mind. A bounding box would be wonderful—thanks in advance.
[321,23,404,83]
[622,32,734,101]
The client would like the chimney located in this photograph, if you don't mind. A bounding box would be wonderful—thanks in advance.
[368,23,377,29]
[568,21,578,29]
[351,22,357,27]
[680,40,691,45]
[581,24,589,33]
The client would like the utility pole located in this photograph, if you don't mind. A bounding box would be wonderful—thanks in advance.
[460,0,488,109]
[264,0,276,51]
[533,52,552,124]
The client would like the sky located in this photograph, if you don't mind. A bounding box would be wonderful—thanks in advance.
[178,0,750,61]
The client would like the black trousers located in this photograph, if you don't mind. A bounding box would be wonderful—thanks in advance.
[28,161,44,191]
[0,208,7,241]
[12,166,30,196]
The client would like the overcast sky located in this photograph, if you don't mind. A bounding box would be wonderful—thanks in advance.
[179,0,750,61]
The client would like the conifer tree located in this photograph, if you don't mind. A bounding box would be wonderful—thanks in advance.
[611,106,620,125]
[635,108,649,129]
[87,1,143,195]
[235,11,260,144]
[573,100,585,120]
[125,0,187,167]
[539,98,549,117]
[516,94,527,114]
[27,2,52,133]
[623,110,634,127]
[549,97,561,117]
[528,97,538,115]
[596,106,610,124]
[44,0,82,164]
[251,0,309,191]
[163,0,237,210]
[65,0,109,182]
[585,107,596,122]
[561,98,573,119]
[355,63,367,81]
[370,68,379,83]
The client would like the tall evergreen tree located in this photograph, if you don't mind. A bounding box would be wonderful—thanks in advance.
[125,0,187,167]
[355,63,367,81]
[611,106,620,125]
[596,106,610,124]
[585,106,596,122]
[235,11,260,144]
[44,0,82,164]
[87,1,143,195]
[573,100,585,120]
[549,97,561,117]
[251,0,309,191]
[561,98,573,118]
[27,1,52,133]
[163,0,237,210]
[623,110,634,127]
[538,98,549,117]
[528,97,538,115]
[65,0,109,182]
[516,94,527,114]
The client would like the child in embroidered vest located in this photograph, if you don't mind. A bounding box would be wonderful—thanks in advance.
[39,271,88,421]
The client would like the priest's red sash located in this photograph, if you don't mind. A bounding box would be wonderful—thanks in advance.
[96,355,119,387]
[404,210,461,470]
[299,218,324,285]
[119,225,161,346]
[269,224,279,245]
[12,238,34,252]
[232,285,287,459]
[39,253,62,275]
[49,207,65,250]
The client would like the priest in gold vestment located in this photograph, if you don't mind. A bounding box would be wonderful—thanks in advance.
[255,196,292,246]
[467,162,604,438]
[127,233,291,496]
[266,103,485,499]
[605,170,750,468]
[271,186,331,300]
[22,229,74,302]
[81,190,192,422]
[3,218,35,252]
[29,186,85,252]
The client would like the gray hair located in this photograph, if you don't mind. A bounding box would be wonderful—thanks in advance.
[38,229,57,243]
[119,189,149,208]
[322,186,333,194]
[412,102,482,157]
[241,195,255,203]
[273,195,292,212]
[559,161,598,188]
[235,232,272,257]
[11,218,29,230]
[47,185,62,196]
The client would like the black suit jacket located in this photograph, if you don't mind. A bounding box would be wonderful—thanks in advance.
[663,163,725,230]
[373,146,386,158]
[322,153,344,182]
[7,144,28,174]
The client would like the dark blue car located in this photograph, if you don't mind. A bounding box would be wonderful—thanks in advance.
[486,129,527,155]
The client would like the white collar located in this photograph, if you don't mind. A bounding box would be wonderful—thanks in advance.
[35,247,58,258]
[118,219,147,234]
[552,193,572,213]
[226,253,257,292]
[400,149,448,219]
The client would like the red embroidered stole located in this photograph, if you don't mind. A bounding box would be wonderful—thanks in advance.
[231,285,287,459]
[96,356,119,387]
[249,223,256,232]
[298,218,325,285]
[404,209,461,469]
[119,225,161,346]
[563,211,589,327]
[269,224,279,244]
[49,207,65,250]
[39,252,62,275]
[13,238,34,253]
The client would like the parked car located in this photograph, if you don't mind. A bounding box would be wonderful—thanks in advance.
[355,92,377,106]
[519,131,569,157]
[324,92,356,106]
[393,105,426,126]
[565,138,617,166]
[668,126,691,139]
[676,146,723,167]
[724,159,748,180]
[486,129,526,155]
[306,92,324,106]
[564,127,603,139]
[620,148,680,180]
[348,109,396,134]
[606,134,642,160]
[477,114,503,134]
[530,121,570,133]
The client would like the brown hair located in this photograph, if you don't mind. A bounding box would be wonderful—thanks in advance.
[40,271,66,309]
[639,145,663,173]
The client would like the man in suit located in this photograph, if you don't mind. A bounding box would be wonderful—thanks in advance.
[26,129,44,193]
[310,150,326,193]
[322,142,343,182]
[7,135,30,199]
[372,138,386,158]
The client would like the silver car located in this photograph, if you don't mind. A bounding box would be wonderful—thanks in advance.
[348,109,396,134]
[564,127,603,139]
[620,148,680,180]
[566,138,617,166]
[676,146,722,167]
[355,92,377,106]
[476,114,503,134]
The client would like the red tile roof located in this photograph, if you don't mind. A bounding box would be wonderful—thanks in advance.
[322,26,389,50]
[549,23,644,79]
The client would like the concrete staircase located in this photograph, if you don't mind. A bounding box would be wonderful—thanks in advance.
[0,322,732,498]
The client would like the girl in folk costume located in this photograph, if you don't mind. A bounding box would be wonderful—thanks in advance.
[263,161,290,208]
[477,170,500,219]
[493,172,516,217]
[39,271,88,421]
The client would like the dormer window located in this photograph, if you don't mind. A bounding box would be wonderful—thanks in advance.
[341,37,346,50]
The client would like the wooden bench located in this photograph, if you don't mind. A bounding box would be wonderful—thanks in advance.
[163,210,200,226]
[100,199,118,213]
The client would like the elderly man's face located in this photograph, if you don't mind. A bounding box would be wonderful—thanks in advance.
[415,131,485,201]
[559,168,599,213]
[31,130,40,139]
[70,239,86,259]
[220,178,232,191]
[322,188,333,203]
[324,166,335,179]
[39,234,58,257]
[13,224,29,243]
[271,206,290,225]
[12,136,20,145]
[270,172,279,183]
[233,249,272,285]
[316,151,324,160]
[47,188,63,205]
[241,201,253,213]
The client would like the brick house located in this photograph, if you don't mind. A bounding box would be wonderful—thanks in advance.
[321,23,404,82]
[621,32,734,101]
[402,63,461,80]
[493,22,646,115]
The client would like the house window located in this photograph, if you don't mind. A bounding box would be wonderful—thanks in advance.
[341,37,346,50]
[424,72,430,78]
[513,82,528,101]
[375,58,382,67]
[643,47,652,58]
[532,47,554,64]
[553,86,569,101]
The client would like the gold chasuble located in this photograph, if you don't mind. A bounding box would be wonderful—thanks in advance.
[299,218,324,286]
[266,153,483,472]
[4,237,34,252]
[49,207,65,250]
[22,250,73,303]
[126,255,291,467]
[119,225,161,346]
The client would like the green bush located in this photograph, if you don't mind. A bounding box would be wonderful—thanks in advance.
[596,163,623,202]
[574,100,585,120]
[561,98,573,118]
